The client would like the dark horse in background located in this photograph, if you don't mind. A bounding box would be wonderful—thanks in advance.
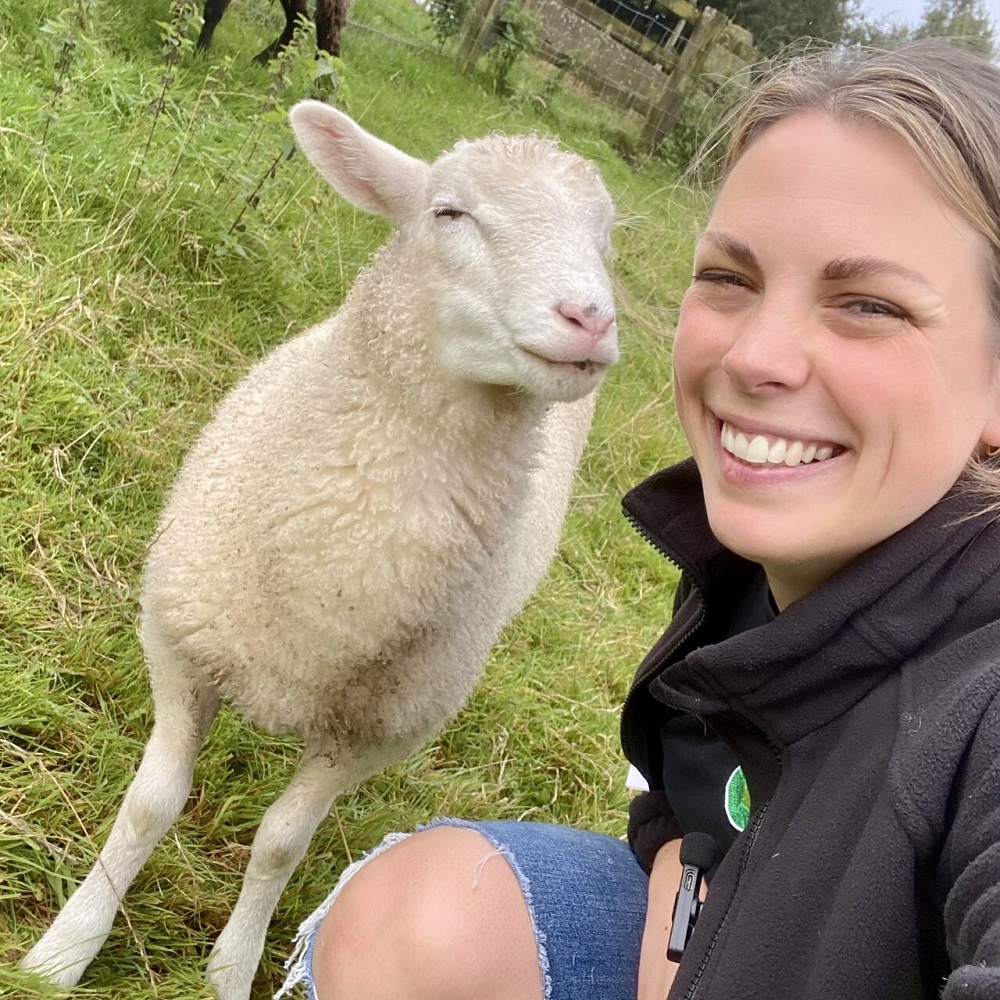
[197,0,350,63]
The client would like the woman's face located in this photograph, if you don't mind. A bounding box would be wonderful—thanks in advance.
[673,111,1000,609]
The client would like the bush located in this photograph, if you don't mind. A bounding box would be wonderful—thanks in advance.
[426,0,472,45]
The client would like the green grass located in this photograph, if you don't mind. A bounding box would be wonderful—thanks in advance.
[0,1,702,996]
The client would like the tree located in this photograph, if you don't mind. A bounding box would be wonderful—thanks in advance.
[713,0,995,58]
[912,0,995,57]
[842,0,912,47]
[843,0,995,55]
[710,0,855,54]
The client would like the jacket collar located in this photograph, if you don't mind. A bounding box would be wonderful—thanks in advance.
[623,458,1000,747]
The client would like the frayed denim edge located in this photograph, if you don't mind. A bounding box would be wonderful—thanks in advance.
[273,830,411,999]
[273,819,553,1000]
[427,817,553,1000]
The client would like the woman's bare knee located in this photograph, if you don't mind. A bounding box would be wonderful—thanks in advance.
[311,827,543,1000]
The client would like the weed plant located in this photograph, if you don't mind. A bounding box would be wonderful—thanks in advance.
[426,0,471,46]
[1,0,701,996]
[485,0,541,95]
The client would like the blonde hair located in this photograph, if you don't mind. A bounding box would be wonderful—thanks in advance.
[717,40,1000,506]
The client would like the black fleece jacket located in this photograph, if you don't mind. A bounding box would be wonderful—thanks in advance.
[620,459,1000,1000]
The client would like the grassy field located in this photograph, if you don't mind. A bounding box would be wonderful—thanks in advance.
[0,1,703,996]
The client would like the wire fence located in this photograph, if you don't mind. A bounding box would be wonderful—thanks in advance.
[347,0,757,152]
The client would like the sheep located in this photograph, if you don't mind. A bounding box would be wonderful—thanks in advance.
[20,100,618,1000]
[198,0,352,63]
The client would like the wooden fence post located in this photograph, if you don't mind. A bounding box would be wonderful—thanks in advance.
[457,0,508,72]
[642,5,727,152]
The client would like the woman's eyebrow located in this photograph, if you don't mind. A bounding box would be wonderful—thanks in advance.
[699,233,936,291]
[698,230,758,271]
[822,255,932,287]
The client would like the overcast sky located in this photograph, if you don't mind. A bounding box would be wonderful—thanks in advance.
[858,0,1000,28]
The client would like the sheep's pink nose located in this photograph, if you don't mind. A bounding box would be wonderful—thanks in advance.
[557,302,615,341]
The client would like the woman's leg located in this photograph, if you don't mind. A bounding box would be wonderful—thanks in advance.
[312,826,542,1000]
[277,819,648,1000]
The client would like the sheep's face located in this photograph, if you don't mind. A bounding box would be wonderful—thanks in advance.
[290,102,619,403]
[421,135,619,403]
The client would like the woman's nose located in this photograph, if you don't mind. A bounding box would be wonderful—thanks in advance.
[720,299,811,394]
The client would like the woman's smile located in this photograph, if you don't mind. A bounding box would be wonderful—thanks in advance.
[716,417,843,467]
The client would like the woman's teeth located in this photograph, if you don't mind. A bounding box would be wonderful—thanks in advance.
[721,422,837,467]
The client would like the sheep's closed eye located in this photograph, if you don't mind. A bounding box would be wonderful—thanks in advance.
[433,206,467,220]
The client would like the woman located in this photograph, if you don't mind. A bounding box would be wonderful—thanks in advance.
[278,40,1000,1000]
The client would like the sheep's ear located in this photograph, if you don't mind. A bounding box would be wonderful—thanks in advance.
[290,100,430,225]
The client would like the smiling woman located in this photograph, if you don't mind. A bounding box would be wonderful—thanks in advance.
[674,111,1000,607]
[258,40,1000,1000]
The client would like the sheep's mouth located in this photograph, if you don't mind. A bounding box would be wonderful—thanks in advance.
[520,348,606,377]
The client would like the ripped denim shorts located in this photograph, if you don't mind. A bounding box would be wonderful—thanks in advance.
[274,817,649,1000]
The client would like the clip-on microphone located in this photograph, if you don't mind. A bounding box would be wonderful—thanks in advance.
[667,832,717,962]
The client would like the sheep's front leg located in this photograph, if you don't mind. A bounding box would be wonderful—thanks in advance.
[21,667,219,987]
[205,740,353,1000]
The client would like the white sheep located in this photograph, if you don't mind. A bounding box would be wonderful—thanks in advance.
[21,100,618,1000]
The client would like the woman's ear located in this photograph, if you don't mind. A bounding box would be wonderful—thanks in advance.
[981,359,1000,452]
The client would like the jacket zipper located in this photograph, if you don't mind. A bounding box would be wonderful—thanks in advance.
[619,507,707,744]
[683,799,769,1000]
[683,715,783,999]
[623,502,787,998]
